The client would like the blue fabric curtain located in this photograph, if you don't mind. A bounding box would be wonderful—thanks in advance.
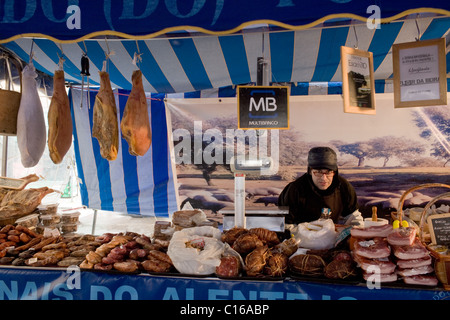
[69,87,178,216]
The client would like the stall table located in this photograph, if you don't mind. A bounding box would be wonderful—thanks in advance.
[0,266,447,301]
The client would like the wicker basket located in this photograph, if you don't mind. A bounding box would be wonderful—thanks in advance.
[0,57,22,136]
[394,183,450,290]
[394,183,450,225]
[418,191,450,291]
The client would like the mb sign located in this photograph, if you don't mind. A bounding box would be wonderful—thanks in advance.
[237,86,289,130]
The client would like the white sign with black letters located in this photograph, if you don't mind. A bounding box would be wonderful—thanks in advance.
[393,38,447,108]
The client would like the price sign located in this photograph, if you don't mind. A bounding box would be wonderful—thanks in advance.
[427,213,450,245]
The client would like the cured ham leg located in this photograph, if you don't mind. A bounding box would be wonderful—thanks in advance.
[0,186,54,208]
[16,63,46,167]
[92,71,119,161]
[48,70,73,164]
[0,187,55,221]
[0,174,40,202]
[120,70,152,156]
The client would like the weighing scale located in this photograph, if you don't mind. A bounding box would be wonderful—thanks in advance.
[221,155,288,232]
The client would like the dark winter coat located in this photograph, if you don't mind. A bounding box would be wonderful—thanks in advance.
[278,173,358,224]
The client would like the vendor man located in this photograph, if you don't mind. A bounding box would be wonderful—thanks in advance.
[278,146,358,224]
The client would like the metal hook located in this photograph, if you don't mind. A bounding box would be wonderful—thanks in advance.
[353,25,359,49]
[57,43,65,70]
[82,40,88,55]
[102,36,115,72]
[415,14,421,41]
[132,40,143,69]
[29,39,35,63]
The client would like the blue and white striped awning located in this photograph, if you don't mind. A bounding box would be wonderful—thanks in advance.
[2,16,449,95]
[69,88,178,217]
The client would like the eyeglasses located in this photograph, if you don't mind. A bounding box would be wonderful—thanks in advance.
[311,169,335,177]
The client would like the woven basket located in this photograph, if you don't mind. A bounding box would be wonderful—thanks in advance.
[417,191,450,290]
[394,183,450,290]
[393,183,450,225]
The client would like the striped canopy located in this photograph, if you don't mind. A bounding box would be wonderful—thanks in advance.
[69,88,178,216]
[2,16,449,95]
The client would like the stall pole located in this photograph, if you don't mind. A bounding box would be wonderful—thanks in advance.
[234,173,246,228]
[1,136,7,176]
[91,209,98,235]
[1,59,10,176]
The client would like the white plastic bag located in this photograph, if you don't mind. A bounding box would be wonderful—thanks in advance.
[167,226,224,275]
[294,219,337,250]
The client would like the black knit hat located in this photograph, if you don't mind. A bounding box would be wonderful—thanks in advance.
[307,147,337,171]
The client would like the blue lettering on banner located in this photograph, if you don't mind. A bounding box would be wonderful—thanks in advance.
[0,280,74,300]
[0,0,226,31]
[90,285,139,300]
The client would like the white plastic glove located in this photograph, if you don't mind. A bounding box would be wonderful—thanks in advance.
[342,210,364,227]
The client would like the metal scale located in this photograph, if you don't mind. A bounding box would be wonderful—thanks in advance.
[220,155,288,232]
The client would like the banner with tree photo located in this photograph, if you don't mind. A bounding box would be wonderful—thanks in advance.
[166,93,450,224]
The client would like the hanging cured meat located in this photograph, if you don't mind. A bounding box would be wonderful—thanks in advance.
[16,63,46,168]
[92,71,119,161]
[120,70,151,156]
[47,70,73,164]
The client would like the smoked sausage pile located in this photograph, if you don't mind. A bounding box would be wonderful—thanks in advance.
[80,232,174,274]
[0,220,442,288]
[0,225,103,267]
[218,227,298,278]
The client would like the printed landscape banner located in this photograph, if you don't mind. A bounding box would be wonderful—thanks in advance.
[167,93,450,222]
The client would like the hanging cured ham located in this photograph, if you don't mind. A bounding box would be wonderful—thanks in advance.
[120,70,152,156]
[47,70,73,164]
[92,71,119,161]
[16,63,46,168]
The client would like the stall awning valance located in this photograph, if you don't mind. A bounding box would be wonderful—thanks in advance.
[0,1,448,43]
[2,16,449,94]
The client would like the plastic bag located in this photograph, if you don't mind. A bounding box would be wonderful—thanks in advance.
[167,226,224,275]
[294,219,337,250]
